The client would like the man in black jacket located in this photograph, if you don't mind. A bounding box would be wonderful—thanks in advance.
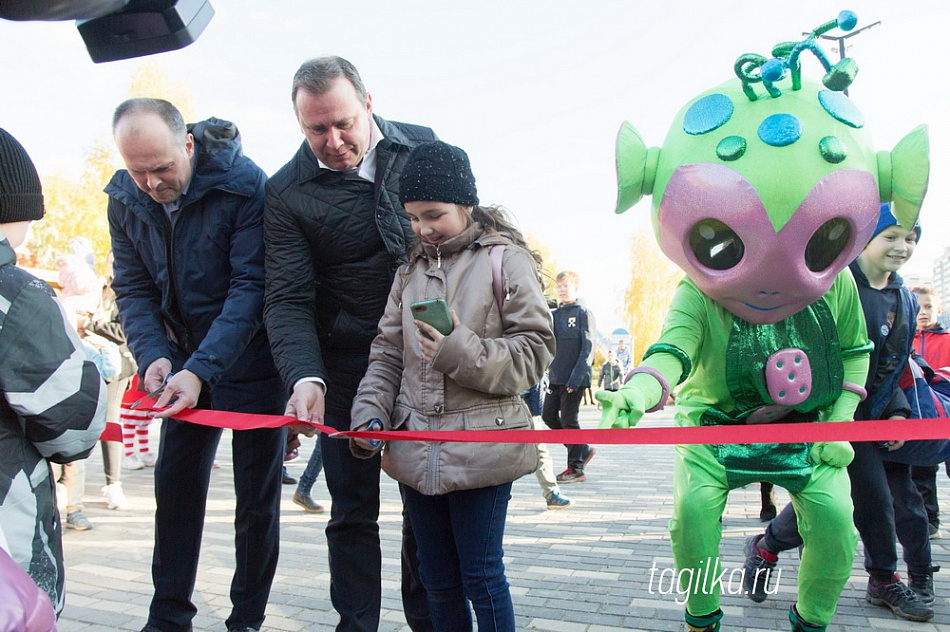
[264,56,434,632]
[108,98,285,632]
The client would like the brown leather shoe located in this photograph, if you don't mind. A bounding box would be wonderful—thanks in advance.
[293,492,325,514]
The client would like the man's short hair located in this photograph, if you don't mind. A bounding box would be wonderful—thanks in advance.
[292,56,367,110]
[556,270,581,286]
[112,98,187,141]
[913,285,937,298]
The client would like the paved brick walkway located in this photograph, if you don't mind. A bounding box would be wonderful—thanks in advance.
[57,406,950,631]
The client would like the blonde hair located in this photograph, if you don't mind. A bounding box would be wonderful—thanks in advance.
[556,270,580,287]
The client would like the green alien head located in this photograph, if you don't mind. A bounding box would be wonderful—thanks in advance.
[615,10,929,325]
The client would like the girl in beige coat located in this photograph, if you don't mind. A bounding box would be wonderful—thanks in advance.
[351,141,554,631]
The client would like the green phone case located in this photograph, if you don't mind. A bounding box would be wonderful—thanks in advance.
[410,299,454,337]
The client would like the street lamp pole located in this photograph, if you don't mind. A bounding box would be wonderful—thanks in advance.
[810,20,882,96]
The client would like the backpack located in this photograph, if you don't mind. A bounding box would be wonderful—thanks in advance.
[899,356,950,419]
[884,356,950,466]
[489,244,506,313]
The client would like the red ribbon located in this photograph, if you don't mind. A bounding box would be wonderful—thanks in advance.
[99,421,122,443]
[136,398,950,446]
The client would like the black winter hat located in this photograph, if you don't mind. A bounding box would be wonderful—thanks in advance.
[0,128,44,223]
[399,141,479,206]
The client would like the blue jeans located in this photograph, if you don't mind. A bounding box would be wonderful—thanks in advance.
[296,438,324,496]
[403,483,515,632]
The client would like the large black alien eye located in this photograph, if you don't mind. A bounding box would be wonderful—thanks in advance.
[805,218,850,272]
[689,219,744,270]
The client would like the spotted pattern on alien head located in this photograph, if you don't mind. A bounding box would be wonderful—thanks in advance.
[758,113,802,147]
[818,89,865,128]
[683,93,734,135]
[819,136,847,164]
[716,135,747,161]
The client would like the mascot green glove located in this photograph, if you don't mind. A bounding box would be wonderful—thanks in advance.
[603,10,929,632]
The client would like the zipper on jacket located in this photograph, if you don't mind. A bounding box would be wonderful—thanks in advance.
[435,245,442,268]
[162,208,195,354]
[427,403,443,489]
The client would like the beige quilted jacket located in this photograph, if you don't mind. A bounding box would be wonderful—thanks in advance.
[350,222,554,495]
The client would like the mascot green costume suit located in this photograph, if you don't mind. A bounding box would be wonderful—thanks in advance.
[597,11,930,632]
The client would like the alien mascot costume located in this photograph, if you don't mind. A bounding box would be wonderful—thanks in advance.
[596,12,930,632]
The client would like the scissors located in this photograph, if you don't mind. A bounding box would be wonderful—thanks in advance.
[129,372,174,410]
[367,419,383,448]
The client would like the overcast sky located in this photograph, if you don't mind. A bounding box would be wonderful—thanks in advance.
[1,0,948,332]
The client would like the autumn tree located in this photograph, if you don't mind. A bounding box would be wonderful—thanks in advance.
[526,231,559,302]
[126,60,196,121]
[27,62,195,276]
[28,140,117,274]
[622,227,683,363]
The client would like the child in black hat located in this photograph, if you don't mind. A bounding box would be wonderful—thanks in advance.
[350,140,555,631]
[0,127,45,245]
[0,127,105,620]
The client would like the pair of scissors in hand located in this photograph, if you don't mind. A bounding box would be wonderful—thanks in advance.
[367,419,384,448]
[129,372,174,410]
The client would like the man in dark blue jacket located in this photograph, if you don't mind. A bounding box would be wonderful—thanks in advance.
[264,56,434,631]
[107,98,285,632]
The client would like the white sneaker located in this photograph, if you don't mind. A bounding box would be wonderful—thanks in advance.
[56,483,67,512]
[139,452,157,467]
[101,482,126,510]
[123,454,145,470]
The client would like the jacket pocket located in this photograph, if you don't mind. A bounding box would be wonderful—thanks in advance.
[462,399,531,431]
[391,404,412,430]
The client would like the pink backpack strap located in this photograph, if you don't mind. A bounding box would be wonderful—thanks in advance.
[489,244,506,313]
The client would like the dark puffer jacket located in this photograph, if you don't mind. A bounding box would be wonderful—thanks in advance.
[850,260,916,421]
[264,115,436,416]
[106,117,282,413]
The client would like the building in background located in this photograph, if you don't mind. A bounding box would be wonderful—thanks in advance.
[933,247,950,313]
[932,248,950,328]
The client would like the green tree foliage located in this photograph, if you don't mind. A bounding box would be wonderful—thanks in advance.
[28,140,117,274]
[622,229,683,363]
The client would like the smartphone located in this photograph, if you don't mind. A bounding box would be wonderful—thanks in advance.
[410,298,454,339]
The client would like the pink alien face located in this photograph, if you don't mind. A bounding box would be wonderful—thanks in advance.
[657,163,879,324]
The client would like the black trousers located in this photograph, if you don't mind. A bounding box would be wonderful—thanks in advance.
[541,384,592,471]
[765,441,932,577]
[912,464,940,527]
[147,416,284,631]
[321,412,432,632]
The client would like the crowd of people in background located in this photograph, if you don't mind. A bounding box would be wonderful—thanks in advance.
[2,52,950,632]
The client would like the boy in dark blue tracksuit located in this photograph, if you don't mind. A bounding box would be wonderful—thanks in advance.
[746,204,938,623]
[542,271,595,483]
